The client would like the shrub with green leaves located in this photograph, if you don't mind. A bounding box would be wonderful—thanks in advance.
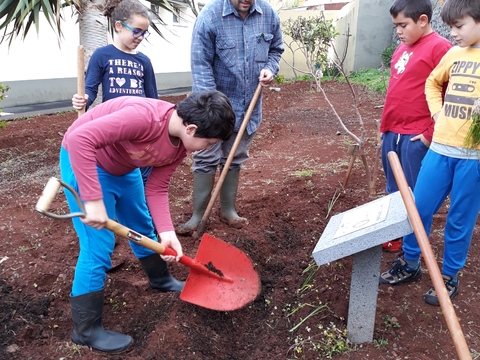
[0,83,10,117]
[381,43,399,68]
[275,74,285,84]
[282,15,339,80]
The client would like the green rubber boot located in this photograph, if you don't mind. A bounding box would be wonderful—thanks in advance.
[176,172,215,235]
[220,170,247,228]
[70,289,133,353]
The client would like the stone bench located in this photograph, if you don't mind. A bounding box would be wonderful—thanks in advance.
[312,190,413,343]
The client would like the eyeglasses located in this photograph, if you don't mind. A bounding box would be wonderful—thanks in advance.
[120,21,150,39]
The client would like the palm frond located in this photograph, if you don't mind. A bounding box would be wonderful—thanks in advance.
[0,0,79,46]
[0,0,197,47]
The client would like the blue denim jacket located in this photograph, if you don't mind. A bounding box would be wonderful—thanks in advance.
[191,0,284,134]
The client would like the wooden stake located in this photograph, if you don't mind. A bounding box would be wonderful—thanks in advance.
[342,144,358,187]
[77,45,85,117]
[388,151,472,360]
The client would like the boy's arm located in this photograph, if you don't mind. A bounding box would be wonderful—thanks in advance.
[144,156,186,233]
[425,52,451,120]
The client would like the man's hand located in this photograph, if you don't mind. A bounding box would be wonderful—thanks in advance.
[259,69,274,87]
[158,230,183,262]
[411,134,431,148]
[82,199,108,229]
[72,93,88,111]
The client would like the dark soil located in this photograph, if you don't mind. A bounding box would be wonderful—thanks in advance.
[1,81,479,360]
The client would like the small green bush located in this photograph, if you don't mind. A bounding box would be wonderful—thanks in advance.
[275,74,285,84]
[301,74,312,82]
[381,43,399,68]
[0,83,10,117]
[339,68,391,94]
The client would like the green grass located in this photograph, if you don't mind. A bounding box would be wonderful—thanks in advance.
[340,67,391,94]
[0,121,8,133]
[277,67,391,95]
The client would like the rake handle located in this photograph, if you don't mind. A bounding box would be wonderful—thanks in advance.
[193,83,263,240]
[387,152,471,360]
[77,45,85,117]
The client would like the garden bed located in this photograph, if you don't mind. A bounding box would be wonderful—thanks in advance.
[1,81,479,359]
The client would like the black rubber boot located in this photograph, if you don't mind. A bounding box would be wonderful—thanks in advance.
[220,170,247,228]
[70,289,133,353]
[139,253,184,292]
[176,172,215,235]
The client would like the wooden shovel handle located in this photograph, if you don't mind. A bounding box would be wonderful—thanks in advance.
[104,219,230,281]
[77,45,85,117]
[387,152,471,360]
[193,83,263,240]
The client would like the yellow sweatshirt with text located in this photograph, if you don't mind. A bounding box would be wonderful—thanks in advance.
[426,46,480,148]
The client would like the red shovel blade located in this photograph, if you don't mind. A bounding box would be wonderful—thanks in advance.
[180,234,260,311]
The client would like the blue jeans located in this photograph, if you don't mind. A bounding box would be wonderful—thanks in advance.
[402,150,480,277]
[381,132,429,194]
[60,147,157,296]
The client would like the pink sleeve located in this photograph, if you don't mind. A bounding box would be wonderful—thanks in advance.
[67,105,153,200]
[144,156,186,232]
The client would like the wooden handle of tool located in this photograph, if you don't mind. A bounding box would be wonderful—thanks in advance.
[35,177,62,213]
[77,45,85,117]
[104,220,229,281]
[105,219,192,266]
[193,83,263,240]
[387,152,471,360]
[105,219,167,253]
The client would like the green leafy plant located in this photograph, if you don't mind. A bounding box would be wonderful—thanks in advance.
[109,298,120,312]
[340,68,391,94]
[300,74,312,82]
[275,74,285,84]
[384,315,400,330]
[326,189,341,219]
[373,337,388,349]
[381,42,399,68]
[0,83,10,117]
[298,262,319,294]
[289,321,352,358]
[463,98,480,155]
[293,169,313,177]
[281,15,338,86]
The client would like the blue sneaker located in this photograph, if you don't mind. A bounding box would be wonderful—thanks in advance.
[379,256,422,285]
[424,274,459,306]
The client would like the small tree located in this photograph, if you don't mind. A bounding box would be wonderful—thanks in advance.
[282,13,380,196]
[281,16,338,88]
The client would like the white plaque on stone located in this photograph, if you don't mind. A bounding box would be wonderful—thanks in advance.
[333,197,390,239]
